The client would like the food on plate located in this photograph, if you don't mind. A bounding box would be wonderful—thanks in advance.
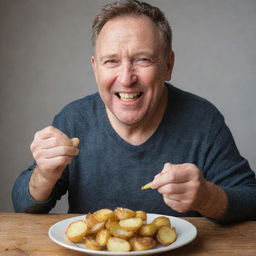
[119,217,143,231]
[114,207,136,220]
[107,237,131,252]
[65,207,177,252]
[139,222,158,236]
[134,237,156,251]
[85,236,103,250]
[153,216,171,228]
[157,226,177,245]
[65,220,88,242]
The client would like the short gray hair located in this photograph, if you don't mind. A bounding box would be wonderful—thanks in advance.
[92,0,172,54]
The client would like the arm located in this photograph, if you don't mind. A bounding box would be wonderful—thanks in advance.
[152,122,256,223]
[12,126,79,213]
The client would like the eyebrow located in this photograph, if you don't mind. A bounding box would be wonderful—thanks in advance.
[98,51,156,62]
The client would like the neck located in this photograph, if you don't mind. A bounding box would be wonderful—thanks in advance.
[106,86,168,146]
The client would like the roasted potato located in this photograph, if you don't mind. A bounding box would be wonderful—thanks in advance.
[135,210,147,221]
[157,226,177,246]
[119,217,143,231]
[96,229,111,247]
[107,237,131,252]
[108,221,135,239]
[139,222,157,237]
[88,221,105,234]
[85,236,103,250]
[85,212,98,228]
[134,237,156,251]
[65,220,88,242]
[114,207,136,220]
[153,216,171,228]
[93,208,114,222]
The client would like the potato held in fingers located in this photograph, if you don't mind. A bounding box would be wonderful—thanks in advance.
[157,226,177,246]
[66,220,88,242]
[119,217,143,231]
[107,237,131,252]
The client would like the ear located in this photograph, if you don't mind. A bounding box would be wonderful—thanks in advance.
[91,56,98,83]
[164,51,175,81]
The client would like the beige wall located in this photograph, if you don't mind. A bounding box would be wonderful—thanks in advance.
[1,0,255,212]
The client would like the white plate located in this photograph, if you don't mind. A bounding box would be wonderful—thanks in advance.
[49,213,197,256]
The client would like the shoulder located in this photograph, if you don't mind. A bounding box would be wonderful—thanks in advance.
[166,84,225,133]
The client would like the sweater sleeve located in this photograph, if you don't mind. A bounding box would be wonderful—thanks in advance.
[12,110,71,213]
[204,117,256,224]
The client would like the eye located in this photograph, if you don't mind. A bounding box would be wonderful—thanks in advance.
[103,59,119,66]
[136,58,153,66]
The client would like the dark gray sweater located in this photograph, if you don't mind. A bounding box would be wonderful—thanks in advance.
[12,84,256,224]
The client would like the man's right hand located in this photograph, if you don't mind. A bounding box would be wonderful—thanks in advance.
[29,126,79,201]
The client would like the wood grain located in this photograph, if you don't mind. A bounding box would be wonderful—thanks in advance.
[0,213,255,256]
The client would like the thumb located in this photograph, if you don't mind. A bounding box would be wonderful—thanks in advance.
[71,137,80,148]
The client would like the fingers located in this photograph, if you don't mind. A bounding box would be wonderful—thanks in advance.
[152,163,199,189]
[30,126,80,175]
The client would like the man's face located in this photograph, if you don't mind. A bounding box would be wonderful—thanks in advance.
[91,15,174,127]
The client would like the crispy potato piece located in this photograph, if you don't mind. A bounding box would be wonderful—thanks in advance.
[114,207,136,220]
[66,220,88,243]
[85,236,103,250]
[139,223,157,237]
[134,237,156,251]
[129,237,137,251]
[96,229,111,247]
[135,210,147,221]
[107,237,131,252]
[93,208,114,222]
[108,221,135,240]
[88,221,105,234]
[85,213,99,228]
[153,216,171,228]
[119,217,143,231]
[157,226,177,246]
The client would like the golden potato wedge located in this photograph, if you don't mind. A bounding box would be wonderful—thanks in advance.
[119,217,143,231]
[135,210,147,221]
[93,208,114,222]
[153,216,171,228]
[139,223,157,237]
[128,237,137,251]
[108,221,135,239]
[134,237,156,251]
[66,220,88,243]
[157,226,177,246]
[85,236,103,250]
[96,229,111,247]
[85,213,99,228]
[114,207,136,220]
[88,221,105,234]
[107,237,131,252]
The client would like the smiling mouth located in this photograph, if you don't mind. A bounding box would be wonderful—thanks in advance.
[116,92,143,102]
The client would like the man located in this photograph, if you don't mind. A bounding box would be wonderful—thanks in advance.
[12,0,256,224]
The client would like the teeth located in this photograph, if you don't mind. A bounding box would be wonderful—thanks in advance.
[118,92,141,101]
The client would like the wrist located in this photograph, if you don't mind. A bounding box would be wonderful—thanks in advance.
[196,181,228,219]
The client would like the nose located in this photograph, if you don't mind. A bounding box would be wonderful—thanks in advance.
[117,61,137,86]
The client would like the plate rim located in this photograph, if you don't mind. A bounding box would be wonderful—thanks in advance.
[48,213,197,255]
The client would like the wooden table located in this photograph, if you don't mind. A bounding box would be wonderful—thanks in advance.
[0,213,255,256]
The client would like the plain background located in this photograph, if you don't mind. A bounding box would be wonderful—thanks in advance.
[1,0,255,213]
